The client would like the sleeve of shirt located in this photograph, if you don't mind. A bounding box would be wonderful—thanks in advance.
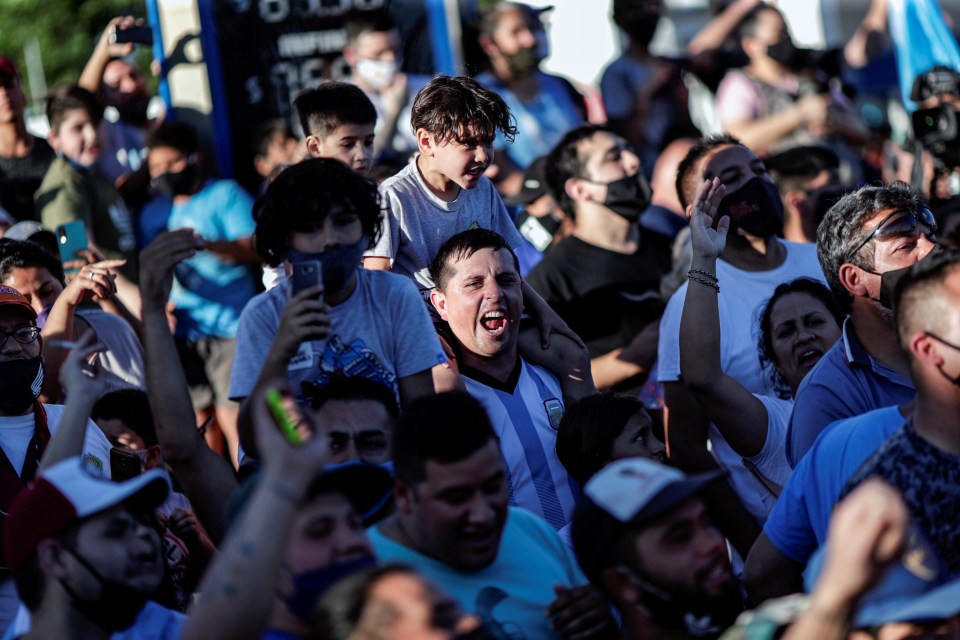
[656,286,686,383]
[228,295,280,400]
[761,457,818,563]
[388,276,448,377]
[716,71,765,127]
[746,395,793,488]
[365,186,399,260]
[37,167,89,230]
[217,181,256,239]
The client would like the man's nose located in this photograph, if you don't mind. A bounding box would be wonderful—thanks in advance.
[623,148,641,176]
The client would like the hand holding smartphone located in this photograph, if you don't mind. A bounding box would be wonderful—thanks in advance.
[291,260,323,300]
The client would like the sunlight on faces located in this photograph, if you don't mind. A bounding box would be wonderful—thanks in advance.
[418,125,494,191]
[608,410,666,464]
[623,498,732,600]
[573,131,641,203]
[0,307,39,362]
[768,292,841,392]
[2,266,63,317]
[488,7,541,57]
[147,145,190,179]
[362,572,478,640]
[102,59,149,107]
[397,440,509,572]
[0,75,25,124]
[349,29,400,63]
[288,207,364,255]
[698,145,772,208]
[309,398,392,465]
[50,109,102,167]
[282,492,372,576]
[307,123,375,175]
[431,247,522,365]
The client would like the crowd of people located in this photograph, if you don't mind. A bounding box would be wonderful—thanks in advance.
[0,0,957,638]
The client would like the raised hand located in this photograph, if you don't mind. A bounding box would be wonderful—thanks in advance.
[688,177,729,260]
[140,230,204,308]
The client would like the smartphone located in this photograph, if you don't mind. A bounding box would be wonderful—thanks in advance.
[111,448,144,482]
[56,220,88,275]
[110,25,154,45]
[265,388,310,447]
[291,260,323,299]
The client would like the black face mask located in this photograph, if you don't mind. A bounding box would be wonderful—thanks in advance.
[597,172,652,222]
[867,244,942,309]
[114,96,151,125]
[0,357,43,415]
[152,163,198,197]
[59,546,154,632]
[766,38,801,68]
[516,210,562,252]
[502,45,542,77]
[716,177,784,238]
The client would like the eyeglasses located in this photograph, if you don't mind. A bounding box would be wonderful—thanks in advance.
[926,331,960,353]
[846,208,937,263]
[0,325,39,348]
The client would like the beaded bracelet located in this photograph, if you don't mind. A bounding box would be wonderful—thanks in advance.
[688,268,718,282]
[687,272,720,293]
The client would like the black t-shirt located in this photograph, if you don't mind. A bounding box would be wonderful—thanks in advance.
[0,136,55,221]
[526,232,671,367]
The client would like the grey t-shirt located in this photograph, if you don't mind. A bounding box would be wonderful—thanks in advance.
[365,158,524,294]
[228,269,447,402]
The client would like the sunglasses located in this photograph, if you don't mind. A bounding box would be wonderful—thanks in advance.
[846,208,937,263]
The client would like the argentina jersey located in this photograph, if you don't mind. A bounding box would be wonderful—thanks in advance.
[462,361,580,530]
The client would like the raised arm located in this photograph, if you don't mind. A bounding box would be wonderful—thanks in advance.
[687,0,761,56]
[140,230,238,542]
[179,379,330,640]
[79,17,142,94]
[680,178,770,458]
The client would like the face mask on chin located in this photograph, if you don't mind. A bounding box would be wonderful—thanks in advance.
[0,356,43,415]
[715,176,784,239]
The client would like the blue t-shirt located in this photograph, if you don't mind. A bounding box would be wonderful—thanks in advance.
[475,71,582,169]
[143,180,258,340]
[787,319,915,467]
[369,508,586,639]
[763,405,903,563]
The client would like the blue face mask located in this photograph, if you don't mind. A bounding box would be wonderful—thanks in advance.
[287,238,367,294]
[284,554,377,622]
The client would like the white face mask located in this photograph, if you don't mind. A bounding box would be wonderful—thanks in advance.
[355,58,399,90]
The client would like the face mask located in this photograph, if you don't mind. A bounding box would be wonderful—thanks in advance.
[716,176,784,238]
[766,38,801,68]
[59,545,153,632]
[0,357,43,415]
[594,172,652,222]
[355,58,400,91]
[868,244,943,309]
[284,555,377,622]
[115,96,151,124]
[152,161,198,197]
[502,44,542,77]
[516,210,562,252]
[287,237,368,294]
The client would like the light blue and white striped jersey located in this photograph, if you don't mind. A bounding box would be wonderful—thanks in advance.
[462,360,579,530]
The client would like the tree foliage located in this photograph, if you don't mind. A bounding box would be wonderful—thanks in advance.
[0,0,148,107]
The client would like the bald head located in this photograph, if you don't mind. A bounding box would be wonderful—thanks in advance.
[650,138,696,214]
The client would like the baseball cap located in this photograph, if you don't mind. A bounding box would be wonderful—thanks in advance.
[504,156,550,206]
[4,456,171,573]
[805,527,960,628]
[0,57,18,80]
[0,285,37,319]
[225,461,394,530]
[572,458,723,582]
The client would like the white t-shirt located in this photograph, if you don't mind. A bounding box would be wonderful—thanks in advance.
[365,158,524,294]
[657,241,823,522]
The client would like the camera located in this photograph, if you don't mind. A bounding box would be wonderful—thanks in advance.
[911,66,960,167]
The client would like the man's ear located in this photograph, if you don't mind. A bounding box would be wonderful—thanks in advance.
[393,478,416,515]
[838,262,869,298]
[785,190,808,216]
[478,34,498,59]
[304,135,323,158]
[601,565,642,607]
[145,444,162,470]
[909,331,944,366]
[36,539,69,580]
[429,288,448,320]
[565,176,594,204]
[47,129,61,154]
[342,45,357,67]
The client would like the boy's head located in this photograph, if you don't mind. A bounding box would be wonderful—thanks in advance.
[292,82,377,175]
[46,84,105,167]
[145,122,203,197]
[253,157,382,267]
[411,75,517,190]
[250,119,299,179]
